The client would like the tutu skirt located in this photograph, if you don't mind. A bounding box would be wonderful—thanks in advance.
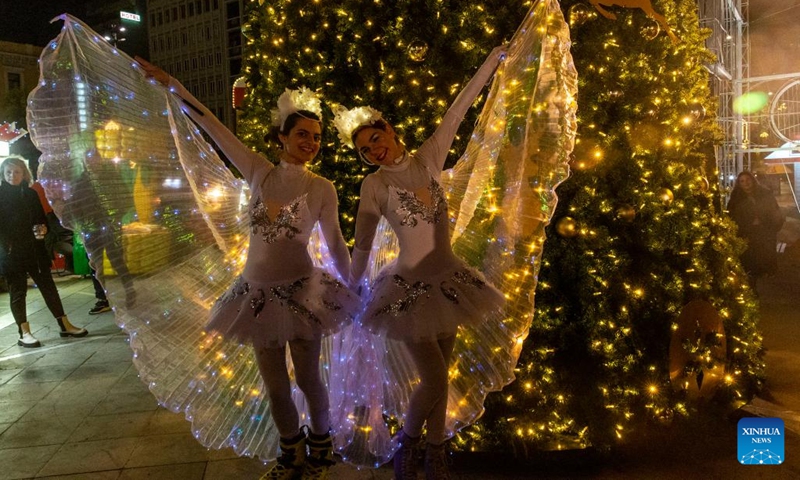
[207,268,358,348]
[361,260,505,341]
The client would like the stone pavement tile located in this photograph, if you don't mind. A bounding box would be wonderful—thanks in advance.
[7,364,79,384]
[119,462,208,480]
[28,350,91,368]
[203,457,265,480]
[65,360,130,383]
[111,366,149,395]
[90,390,160,416]
[39,472,121,480]
[0,444,61,479]
[42,377,117,405]
[31,340,106,365]
[67,411,157,443]
[0,368,22,385]
[38,437,140,477]
[83,323,127,337]
[18,399,99,424]
[124,432,237,469]
[0,401,32,423]
[0,380,59,403]
[118,462,206,480]
[86,343,136,365]
[148,408,201,436]
[0,351,45,369]
[0,415,82,449]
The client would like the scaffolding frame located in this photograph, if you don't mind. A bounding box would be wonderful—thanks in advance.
[700,0,800,204]
[699,0,748,192]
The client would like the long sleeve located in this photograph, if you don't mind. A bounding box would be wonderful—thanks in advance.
[317,179,351,282]
[419,49,504,172]
[29,190,48,226]
[167,77,270,184]
[350,175,384,287]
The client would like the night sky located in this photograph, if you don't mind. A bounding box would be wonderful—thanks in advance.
[0,0,94,47]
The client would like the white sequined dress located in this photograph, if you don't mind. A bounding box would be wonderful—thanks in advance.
[205,161,358,348]
[354,153,505,340]
[164,80,358,349]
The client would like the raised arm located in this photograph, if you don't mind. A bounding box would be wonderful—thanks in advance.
[317,179,351,282]
[135,56,268,183]
[349,176,384,289]
[420,46,506,171]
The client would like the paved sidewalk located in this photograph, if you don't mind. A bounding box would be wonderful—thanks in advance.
[1,190,799,479]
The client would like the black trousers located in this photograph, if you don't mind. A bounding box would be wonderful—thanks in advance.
[5,267,66,336]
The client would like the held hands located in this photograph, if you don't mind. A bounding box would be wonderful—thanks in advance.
[135,56,170,87]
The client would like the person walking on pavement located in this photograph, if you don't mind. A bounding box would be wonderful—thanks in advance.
[88,268,112,314]
[0,155,88,347]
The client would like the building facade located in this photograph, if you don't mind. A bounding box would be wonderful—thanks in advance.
[0,40,43,160]
[85,0,150,59]
[146,0,245,130]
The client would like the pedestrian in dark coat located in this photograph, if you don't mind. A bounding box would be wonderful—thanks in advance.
[727,171,785,285]
[0,155,88,347]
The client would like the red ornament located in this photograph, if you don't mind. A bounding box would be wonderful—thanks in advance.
[232,77,247,109]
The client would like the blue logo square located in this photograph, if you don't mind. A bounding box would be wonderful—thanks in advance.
[738,417,784,465]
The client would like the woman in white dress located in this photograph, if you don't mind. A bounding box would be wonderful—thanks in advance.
[137,57,358,480]
[334,46,506,480]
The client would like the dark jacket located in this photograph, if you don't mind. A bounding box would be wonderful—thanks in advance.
[727,184,784,276]
[0,181,52,275]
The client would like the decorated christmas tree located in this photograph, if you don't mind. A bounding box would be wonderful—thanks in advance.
[238,0,764,453]
[465,0,764,452]
[238,0,530,238]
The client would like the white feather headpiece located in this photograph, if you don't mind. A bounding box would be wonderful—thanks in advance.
[332,104,384,149]
[270,87,323,130]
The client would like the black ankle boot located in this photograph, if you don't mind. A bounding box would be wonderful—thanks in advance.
[393,429,421,480]
[424,442,451,480]
[303,430,335,479]
[261,430,306,480]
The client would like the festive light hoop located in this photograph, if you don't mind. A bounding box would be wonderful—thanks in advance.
[270,87,323,131]
[332,104,384,148]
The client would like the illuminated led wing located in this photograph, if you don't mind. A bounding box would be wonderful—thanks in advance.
[330,0,577,465]
[26,15,335,461]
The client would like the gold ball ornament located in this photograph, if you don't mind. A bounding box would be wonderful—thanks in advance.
[692,176,710,193]
[616,204,636,223]
[641,18,661,40]
[657,188,674,205]
[568,3,591,26]
[555,216,578,238]
[407,40,429,63]
[689,101,706,122]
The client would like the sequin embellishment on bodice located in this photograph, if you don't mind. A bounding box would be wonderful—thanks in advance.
[250,193,308,243]
[391,177,446,227]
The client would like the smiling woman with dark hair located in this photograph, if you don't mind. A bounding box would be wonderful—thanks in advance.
[136,57,359,480]
[334,46,507,480]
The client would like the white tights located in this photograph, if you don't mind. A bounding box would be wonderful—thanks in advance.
[402,335,456,445]
[254,338,329,437]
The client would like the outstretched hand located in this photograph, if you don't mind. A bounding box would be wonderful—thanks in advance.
[135,56,170,87]
[490,45,508,64]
